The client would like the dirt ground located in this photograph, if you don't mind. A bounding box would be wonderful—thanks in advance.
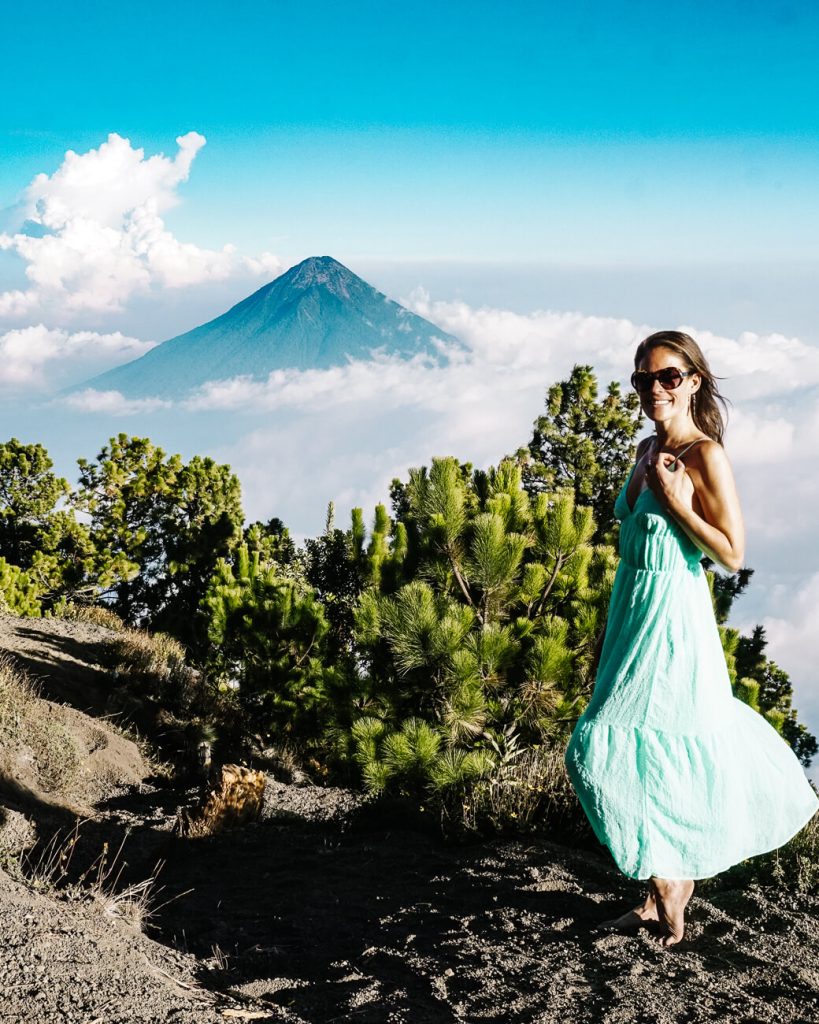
[1,613,818,1024]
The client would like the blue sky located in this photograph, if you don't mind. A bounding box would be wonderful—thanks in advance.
[3,1,819,282]
[4,1,818,137]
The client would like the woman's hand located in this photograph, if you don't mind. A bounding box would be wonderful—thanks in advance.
[646,450,695,512]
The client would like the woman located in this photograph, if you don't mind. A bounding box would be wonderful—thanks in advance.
[564,330,819,949]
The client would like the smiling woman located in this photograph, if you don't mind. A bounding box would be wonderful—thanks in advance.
[565,329,819,949]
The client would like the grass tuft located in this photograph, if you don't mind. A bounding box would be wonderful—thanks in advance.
[0,655,81,793]
[443,741,593,841]
[53,602,126,631]
[15,821,166,931]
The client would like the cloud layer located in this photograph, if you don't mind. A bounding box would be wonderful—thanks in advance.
[63,388,172,414]
[0,324,155,390]
[0,132,280,319]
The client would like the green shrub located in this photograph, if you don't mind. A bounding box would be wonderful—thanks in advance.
[202,543,351,757]
[350,457,605,818]
[0,558,42,616]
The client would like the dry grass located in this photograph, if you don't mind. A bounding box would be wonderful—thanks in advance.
[17,819,84,893]
[104,627,224,774]
[176,764,266,838]
[107,628,199,712]
[452,742,592,839]
[52,602,126,631]
[111,628,187,679]
[0,655,81,793]
[17,821,167,930]
[0,652,34,722]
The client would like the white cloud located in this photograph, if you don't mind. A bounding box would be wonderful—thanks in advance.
[0,324,155,389]
[175,300,819,474]
[0,132,281,319]
[734,571,819,764]
[181,350,450,412]
[407,289,648,372]
[63,388,171,414]
[59,296,819,574]
[679,326,819,399]
[760,572,819,687]
[406,292,819,397]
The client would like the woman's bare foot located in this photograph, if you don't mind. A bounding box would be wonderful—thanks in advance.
[651,877,695,947]
[597,879,661,931]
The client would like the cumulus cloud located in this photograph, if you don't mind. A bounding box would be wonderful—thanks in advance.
[181,351,451,413]
[406,291,819,398]
[63,388,172,414]
[0,132,281,319]
[168,298,819,466]
[681,327,819,400]
[65,296,819,455]
[0,324,155,389]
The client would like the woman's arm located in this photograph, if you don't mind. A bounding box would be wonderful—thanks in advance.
[650,440,745,573]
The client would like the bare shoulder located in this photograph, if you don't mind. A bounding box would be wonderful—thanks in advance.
[686,438,743,522]
[687,437,733,479]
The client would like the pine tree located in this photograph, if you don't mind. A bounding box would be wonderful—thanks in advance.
[712,606,815,767]
[0,439,70,568]
[75,434,243,647]
[0,438,135,610]
[734,627,817,766]
[202,542,352,760]
[513,364,643,545]
[0,557,42,615]
[350,453,610,811]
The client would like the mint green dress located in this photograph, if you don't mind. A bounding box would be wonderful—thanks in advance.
[565,443,819,880]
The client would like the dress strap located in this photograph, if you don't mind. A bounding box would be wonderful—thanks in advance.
[651,435,708,468]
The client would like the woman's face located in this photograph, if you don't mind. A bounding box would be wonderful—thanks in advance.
[636,346,700,425]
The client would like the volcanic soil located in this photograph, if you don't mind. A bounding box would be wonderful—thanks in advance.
[0,612,817,1024]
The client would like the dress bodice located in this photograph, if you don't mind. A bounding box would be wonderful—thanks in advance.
[614,459,705,574]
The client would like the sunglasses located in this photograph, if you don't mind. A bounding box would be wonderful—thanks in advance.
[630,367,697,393]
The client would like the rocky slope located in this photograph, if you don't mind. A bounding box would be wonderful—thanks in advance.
[0,613,817,1024]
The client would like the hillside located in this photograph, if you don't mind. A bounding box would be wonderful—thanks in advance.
[80,256,464,398]
[0,613,817,1023]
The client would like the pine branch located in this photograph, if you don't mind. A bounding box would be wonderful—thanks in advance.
[535,553,566,616]
[446,542,483,626]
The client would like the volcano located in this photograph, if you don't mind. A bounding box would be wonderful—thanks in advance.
[81,256,463,398]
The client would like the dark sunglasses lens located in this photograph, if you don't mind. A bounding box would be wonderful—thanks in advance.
[632,368,684,392]
[658,368,683,389]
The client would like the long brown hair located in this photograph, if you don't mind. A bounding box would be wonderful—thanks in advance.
[635,330,731,445]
